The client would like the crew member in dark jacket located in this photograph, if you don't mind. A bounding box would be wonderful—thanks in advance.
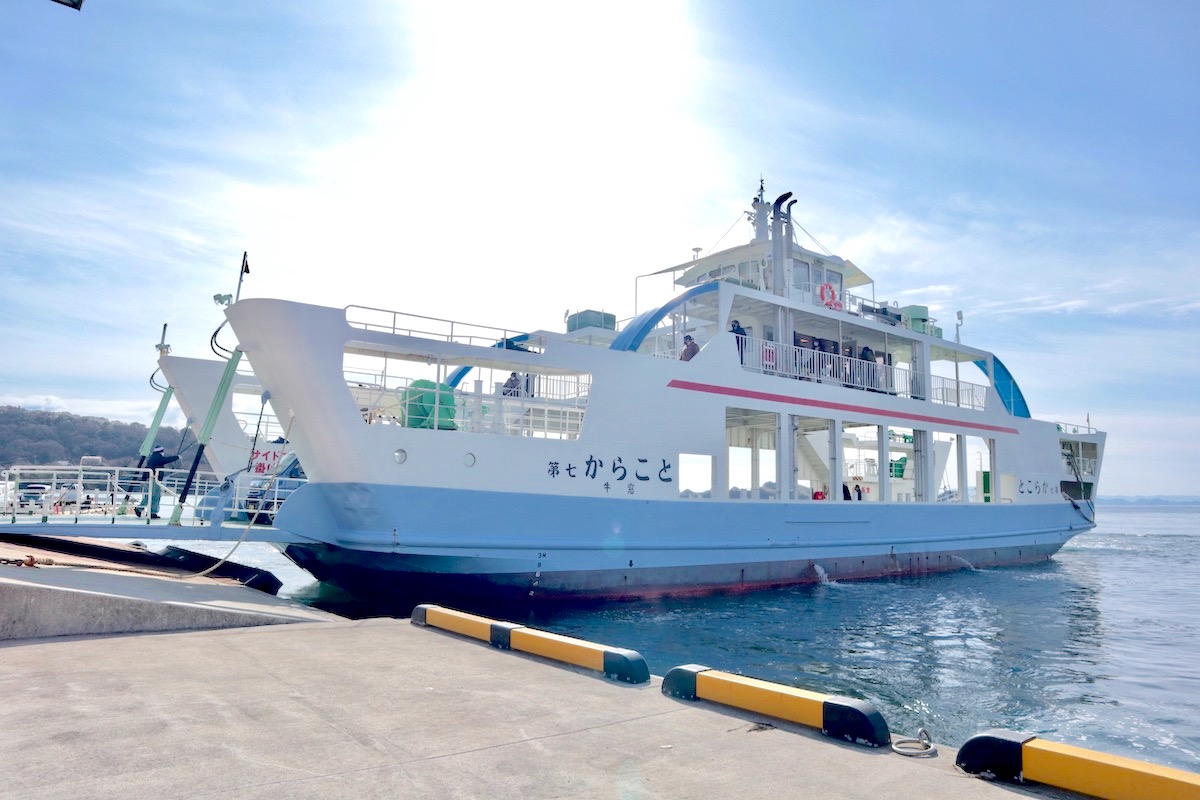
[136,445,180,519]
[730,320,747,363]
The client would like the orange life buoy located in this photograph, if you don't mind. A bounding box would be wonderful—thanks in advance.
[819,282,838,308]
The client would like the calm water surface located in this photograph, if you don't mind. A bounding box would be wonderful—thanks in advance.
[184,505,1200,771]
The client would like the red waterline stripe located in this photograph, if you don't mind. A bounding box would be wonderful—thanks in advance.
[667,379,1022,435]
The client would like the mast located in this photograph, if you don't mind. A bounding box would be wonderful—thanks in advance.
[751,179,771,243]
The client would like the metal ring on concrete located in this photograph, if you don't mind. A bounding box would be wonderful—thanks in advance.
[892,727,937,757]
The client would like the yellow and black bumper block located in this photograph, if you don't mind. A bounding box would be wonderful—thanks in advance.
[410,603,650,684]
[956,728,1200,800]
[661,664,890,747]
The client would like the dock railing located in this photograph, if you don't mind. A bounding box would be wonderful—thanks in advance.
[2,464,260,526]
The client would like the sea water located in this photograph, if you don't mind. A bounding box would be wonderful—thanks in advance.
[529,505,1200,771]
[182,505,1200,771]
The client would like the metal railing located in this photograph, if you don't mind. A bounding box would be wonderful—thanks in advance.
[740,336,919,397]
[345,305,545,352]
[1060,455,1097,477]
[353,373,590,440]
[788,282,907,326]
[928,374,988,410]
[737,335,988,409]
[1055,420,1099,435]
[2,464,261,525]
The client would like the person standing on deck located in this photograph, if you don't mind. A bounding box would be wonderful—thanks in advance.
[680,335,699,361]
[730,320,747,363]
[136,445,179,519]
[502,372,521,396]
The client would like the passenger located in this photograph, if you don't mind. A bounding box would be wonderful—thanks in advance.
[135,445,179,519]
[730,320,747,363]
[858,346,877,391]
[502,372,520,396]
[855,483,863,501]
[842,483,852,501]
[680,334,699,361]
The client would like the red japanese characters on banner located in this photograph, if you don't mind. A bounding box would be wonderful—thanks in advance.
[250,448,287,475]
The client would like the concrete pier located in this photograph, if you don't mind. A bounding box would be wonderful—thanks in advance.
[0,539,334,640]
[1,617,1085,799]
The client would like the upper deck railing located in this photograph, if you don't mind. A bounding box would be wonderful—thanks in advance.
[346,305,545,351]
[737,335,988,409]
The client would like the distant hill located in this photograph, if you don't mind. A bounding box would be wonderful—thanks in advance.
[0,405,209,470]
[1098,496,1200,506]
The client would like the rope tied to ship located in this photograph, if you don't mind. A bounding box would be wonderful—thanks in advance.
[186,412,297,581]
[0,556,53,567]
[892,727,937,757]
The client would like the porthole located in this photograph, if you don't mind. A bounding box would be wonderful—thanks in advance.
[464,453,476,467]
[394,449,408,464]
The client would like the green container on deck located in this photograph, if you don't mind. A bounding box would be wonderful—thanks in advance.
[401,380,457,430]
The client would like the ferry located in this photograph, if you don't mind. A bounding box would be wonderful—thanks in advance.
[223,185,1105,602]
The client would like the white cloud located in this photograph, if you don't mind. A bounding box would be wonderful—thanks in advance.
[212,2,740,334]
[0,394,184,427]
[0,395,69,413]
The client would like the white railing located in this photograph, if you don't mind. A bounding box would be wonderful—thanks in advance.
[845,458,881,479]
[928,374,988,410]
[740,336,919,397]
[346,305,545,352]
[1,464,259,525]
[788,282,906,326]
[737,335,988,409]
[1056,420,1098,435]
[354,373,591,440]
[1061,456,1097,477]
[233,410,288,441]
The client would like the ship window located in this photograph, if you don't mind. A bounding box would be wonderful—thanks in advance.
[793,261,810,290]
[679,453,712,498]
[825,270,844,296]
[726,407,778,499]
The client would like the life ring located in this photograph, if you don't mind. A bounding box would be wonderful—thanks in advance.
[819,282,838,308]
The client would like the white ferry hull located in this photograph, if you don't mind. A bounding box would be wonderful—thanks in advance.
[274,481,1090,602]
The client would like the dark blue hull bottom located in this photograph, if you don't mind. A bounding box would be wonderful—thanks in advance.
[283,536,1072,615]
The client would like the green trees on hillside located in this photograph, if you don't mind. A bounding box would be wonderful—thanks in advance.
[0,406,196,468]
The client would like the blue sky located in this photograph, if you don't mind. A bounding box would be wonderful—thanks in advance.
[2,1,1197,496]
